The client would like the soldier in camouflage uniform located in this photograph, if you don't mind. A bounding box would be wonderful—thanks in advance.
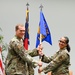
[38,36,71,75]
[5,24,42,75]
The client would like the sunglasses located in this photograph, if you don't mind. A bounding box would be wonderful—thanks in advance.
[58,40,66,44]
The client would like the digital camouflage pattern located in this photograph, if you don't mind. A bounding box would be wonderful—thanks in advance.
[5,36,39,75]
[41,48,70,75]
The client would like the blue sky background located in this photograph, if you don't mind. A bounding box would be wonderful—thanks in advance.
[0,0,75,75]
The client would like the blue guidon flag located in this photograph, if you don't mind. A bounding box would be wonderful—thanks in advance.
[36,11,52,48]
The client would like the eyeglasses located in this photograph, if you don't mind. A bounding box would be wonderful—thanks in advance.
[58,40,66,44]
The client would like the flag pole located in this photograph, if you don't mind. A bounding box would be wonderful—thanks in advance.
[39,4,43,44]
[26,2,29,9]
[24,3,29,75]
[38,4,43,75]
[26,2,29,21]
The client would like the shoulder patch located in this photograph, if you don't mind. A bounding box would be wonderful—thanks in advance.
[17,44,22,49]
[59,55,64,61]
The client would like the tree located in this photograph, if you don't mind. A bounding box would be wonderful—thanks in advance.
[0,27,7,63]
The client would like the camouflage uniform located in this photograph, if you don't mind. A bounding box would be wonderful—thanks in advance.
[5,36,39,75]
[41,48,70,75]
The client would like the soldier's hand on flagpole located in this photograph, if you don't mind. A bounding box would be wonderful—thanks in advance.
[38,67,43,73]
[37,60,43,67]
[38,49,44,56]
[37,44,43,51]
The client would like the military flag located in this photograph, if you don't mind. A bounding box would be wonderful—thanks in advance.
[23,4,29,50]
[0,46,4,75]
[36,10,52,48]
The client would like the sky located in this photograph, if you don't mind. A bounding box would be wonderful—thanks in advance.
[0,0,75,75]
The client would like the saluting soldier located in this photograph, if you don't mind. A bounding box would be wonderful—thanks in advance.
[5,24,42,75]
[38,36,71,75]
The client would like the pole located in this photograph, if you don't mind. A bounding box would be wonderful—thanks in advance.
[38,4,43,75]
[38,34,42,75]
